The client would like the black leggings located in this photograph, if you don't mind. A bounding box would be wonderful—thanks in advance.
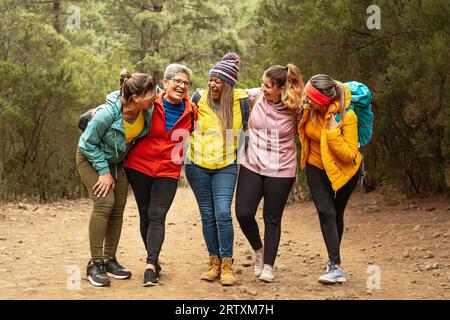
[235,166,295,266]
[306,164,360,265]
[126,168,178,265]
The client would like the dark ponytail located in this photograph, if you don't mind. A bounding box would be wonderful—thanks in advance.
[119,68,131,91]
[119,68,157,104]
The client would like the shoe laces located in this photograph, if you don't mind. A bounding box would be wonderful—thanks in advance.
[209,256,220,269]
[106,257,123,270]
[90,260,107,274]
[327,262,338,273]
[326,261,333,272]
[221,259,233,273]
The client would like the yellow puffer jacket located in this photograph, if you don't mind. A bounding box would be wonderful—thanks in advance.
[187,88,248,169]
[298,83,362,192]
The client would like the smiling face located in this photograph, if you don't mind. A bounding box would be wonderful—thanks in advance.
[162,72,190,104]
[261,75,283,104]
[208,77,224,101]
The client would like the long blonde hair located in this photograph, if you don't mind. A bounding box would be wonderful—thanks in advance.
[206,81,234,137]
[264,64,304,111]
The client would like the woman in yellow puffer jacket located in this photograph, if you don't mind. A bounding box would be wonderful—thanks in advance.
[185,52,248,287]
[298,74,361,285]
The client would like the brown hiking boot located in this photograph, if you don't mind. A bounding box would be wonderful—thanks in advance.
[220,257,237,286]
[201,255,221,281]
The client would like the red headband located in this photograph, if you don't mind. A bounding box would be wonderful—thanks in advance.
[305,81,333,105]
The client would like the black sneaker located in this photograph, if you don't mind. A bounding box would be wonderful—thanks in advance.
[105,257,132,280]
[87,260,110,287]
[142,268,158,287]
[146,260,162,280]
[155,262,162,280]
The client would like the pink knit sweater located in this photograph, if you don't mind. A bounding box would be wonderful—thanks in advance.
[240,88,301,178]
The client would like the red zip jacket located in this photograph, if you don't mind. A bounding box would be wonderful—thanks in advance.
[125,92,196,179]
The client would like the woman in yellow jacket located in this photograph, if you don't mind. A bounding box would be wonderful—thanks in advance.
[298,74,362,284]
[185,52,248,286]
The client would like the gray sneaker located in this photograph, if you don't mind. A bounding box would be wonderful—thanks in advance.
[254,252,263,277]
[105,257,132,280]
[259,266,274,283]
[326,261,334,273]
[318,263,346,284]
[87,259,110,287]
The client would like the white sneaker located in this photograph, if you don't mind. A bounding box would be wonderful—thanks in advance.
[254,252,263,277]
[259,266,274,283]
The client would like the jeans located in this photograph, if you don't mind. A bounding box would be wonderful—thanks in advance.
[185,163,238,258]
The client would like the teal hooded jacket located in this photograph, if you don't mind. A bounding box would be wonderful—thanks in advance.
[78,90,152,175]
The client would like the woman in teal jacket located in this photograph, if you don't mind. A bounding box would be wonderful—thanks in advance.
[77,69,156,287]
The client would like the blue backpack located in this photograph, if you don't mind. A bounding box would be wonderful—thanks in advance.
[335,81,374,148]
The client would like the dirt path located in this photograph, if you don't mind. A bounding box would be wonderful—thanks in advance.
[0,186,449,300]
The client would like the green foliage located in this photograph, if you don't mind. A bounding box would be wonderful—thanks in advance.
[0,0,448,201]
[0,2,127,201]
[247,0,449,196]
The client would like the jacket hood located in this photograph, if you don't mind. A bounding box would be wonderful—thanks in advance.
[105,90,122,116]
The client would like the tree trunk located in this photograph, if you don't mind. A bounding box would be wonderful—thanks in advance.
[53,0,60,33]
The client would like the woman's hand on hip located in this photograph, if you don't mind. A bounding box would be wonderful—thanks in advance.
[93,173,115,197]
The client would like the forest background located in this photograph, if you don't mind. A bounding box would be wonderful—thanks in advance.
[0,0,448,202]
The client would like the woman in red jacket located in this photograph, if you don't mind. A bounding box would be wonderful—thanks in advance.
[125,64,196,287]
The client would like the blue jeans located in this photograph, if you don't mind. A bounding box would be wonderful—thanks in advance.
[185,163,237,258]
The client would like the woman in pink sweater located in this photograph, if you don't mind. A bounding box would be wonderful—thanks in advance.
[235,64,304,283]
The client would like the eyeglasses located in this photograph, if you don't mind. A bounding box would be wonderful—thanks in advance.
[170,78,192,88]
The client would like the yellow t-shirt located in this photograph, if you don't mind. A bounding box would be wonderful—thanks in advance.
[304,114,325,170]
[124,111,145,144]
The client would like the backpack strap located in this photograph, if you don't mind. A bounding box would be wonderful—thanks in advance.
[190,92,201,133]
[359,151,367,212]
[189,105,198,134]
[191,91,201,105]
[237,97,250,152]
[190,110,194,133]
[239,97,250,131]
[249,91,262,113]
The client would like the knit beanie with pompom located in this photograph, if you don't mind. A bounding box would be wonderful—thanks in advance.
[208,52,241,87]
